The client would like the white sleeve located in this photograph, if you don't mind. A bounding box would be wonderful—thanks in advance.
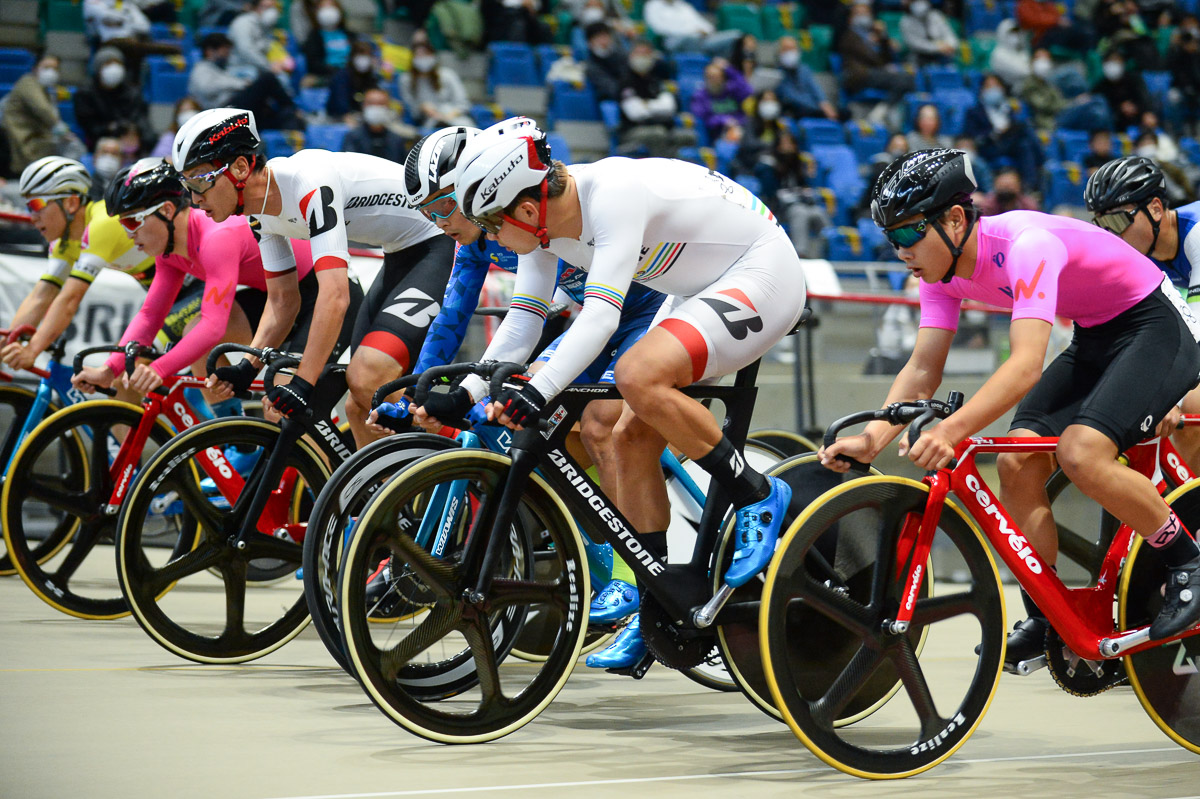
[1185,224,1200,303]
[251,218,298,274]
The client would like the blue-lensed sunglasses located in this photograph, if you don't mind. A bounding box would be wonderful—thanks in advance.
[884,218,931,249]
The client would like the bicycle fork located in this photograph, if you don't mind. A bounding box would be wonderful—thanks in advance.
[885,471,950,635]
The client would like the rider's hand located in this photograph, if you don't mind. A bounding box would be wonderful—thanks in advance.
[72,365,115,394]
[409,404,446,434]
[207,359,258,399]
[366,400,412,436]
[417,386,474,428]
[266,375,313,419]
[1159,405,1184,439]
[124,363,163,394]
[1,342,37,372]
[902,425,957,470]
[819,433,875,473]
[488,377,545,430]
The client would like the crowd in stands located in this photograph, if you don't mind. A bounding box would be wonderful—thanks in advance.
[2,0,1200,263]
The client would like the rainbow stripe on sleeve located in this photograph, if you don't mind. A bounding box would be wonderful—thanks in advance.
[510,293,551,319]
[635,242,686,281]
[583,283,625,311]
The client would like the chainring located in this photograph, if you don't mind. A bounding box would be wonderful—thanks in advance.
[640,593,715,670]
[1044,628,1128,697]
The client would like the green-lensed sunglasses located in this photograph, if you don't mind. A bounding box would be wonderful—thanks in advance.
[884,218,931,249]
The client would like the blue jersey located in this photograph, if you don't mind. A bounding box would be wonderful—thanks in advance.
[413,238,663,373]
[1154,202,1200,302]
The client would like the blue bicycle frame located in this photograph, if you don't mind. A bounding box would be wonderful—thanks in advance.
[3,355,86,476]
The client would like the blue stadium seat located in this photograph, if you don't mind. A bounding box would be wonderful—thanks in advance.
[965,0,1005,35]
[470,103,508,128]
[672,53,708,81]
[1181,137,1200,166]
[144,59,189,104]
[1142,71,1172,109]
[845,120,889,163]
[857,218,893,269]
[798,118,845,147]
[536,44,566,82]
[0,82,13,98]
[487,42,539,90]
[677,146,703,165]
[810,144,864,208]
[931,88,975,136]
[0,48,34,69]
[598,99,622,153]
[1053,129,1090,163]
[918,64,966,93]
[262,130,299,158]
[0,65,25,84]
[1043,161,1086,209]
[822,226,868,261]
[150,22,189,45]
[306,123,348,151]
[675,74,705,104]
[296,87,330,115]
[736,175,763,198]
[545,132,572,164]
[549,81,599,122]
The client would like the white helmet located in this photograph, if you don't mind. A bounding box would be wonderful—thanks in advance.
[19,156,92,198]
[453,116,553,222]
[402,126,480,207]
[171,107,263,173]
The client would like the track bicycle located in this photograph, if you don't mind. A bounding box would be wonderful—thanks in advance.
[760,394,1200,778]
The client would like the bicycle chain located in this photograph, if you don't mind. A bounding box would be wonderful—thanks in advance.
[640,593,714,670]
[1044,628,1128,697]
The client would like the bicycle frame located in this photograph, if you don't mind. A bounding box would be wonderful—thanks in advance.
[3,345,85,475]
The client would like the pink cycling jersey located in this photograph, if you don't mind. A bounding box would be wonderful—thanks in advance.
[106,211,315,378]
[919,210,1164,331]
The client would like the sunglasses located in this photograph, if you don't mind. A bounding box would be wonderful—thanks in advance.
[471,212,505,235]
[25,196,71,213]
[1092,207,1139,235]
[883,218,931,249]
[181,163,229,194]
[118,202,167,233]
[417,191,460,221]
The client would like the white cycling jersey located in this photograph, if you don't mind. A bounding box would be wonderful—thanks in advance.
[468,157,805,401]
[249,149,442,274]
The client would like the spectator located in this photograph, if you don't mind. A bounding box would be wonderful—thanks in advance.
[584,22,626,102]
[150,96,201,158]
[342,87,409,163]
[730,33,759,83]
[326,38,381,118]
[84,0,149,44]
[690,59,752,141]
[748,89,788,146]
[73,46,153,151]
[774,36,839,121]
[1136,131,1193,202]
[1168,19,1200,130]
[616,40,694,158]
[89,129,137,200]
[189,32,303,131]
[954,134,994,192]
[1016,0,1092,53]
[1083,128,1115,173]
[712,121,763,179]
[302,0,354,81]
[907,103,951,151]
[899,0,959,65]
[399,42,472,128]
[1,53,83,173]
[975,167,1039,215]
[989,19,1032,89]
[1092,50,1153,130]
[859,132,910,215]
[642,0,740,56]
[961,74,1044,188]
[567,0,636,38]
[772,131,830,258]
[1095,0,1160,69]
[1016,48,1066,131]
[229,0,290,76]
[481,0,548,46]
[837,1,916,102]
[198,0,246,28]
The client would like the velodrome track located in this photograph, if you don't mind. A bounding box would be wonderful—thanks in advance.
[2,562,1198,799]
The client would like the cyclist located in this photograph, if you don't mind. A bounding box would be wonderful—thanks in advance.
[171,107,453,446]
[820,148,1200,665]
[1,157,157,377]
[449,119,807,666]
[70,158,333,407]
[1085,155,1200,468]
[385,122,666,643]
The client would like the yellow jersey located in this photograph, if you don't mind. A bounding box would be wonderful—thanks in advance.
[41,200,156,289]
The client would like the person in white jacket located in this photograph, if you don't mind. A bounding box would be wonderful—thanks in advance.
[642,0,739,55]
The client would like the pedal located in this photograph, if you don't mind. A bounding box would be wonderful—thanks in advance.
[1004,654,1047,676]
[604,651,656,680]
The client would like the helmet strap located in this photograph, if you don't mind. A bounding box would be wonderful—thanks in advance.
[222,155,256,215]
[155,206,177,255]
[501,179,551,248]
[55,197,82,254]
[931,208,977,284]
[1139,202,1162,257]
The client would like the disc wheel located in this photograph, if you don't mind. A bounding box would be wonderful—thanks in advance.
[760,476,1005,778]
[340,448,588,742]
[1119,479,1200,754]
[0,385,71,576]
[116,418,327,663]
[303,432,457,673]
[2,400,183,619]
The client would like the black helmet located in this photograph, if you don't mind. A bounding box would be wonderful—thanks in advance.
[871,148,977,228]
[105,158,187,216]
[171,107,264,172]
[1084,156,1165,212]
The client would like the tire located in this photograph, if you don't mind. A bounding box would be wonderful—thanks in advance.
[1,400,181,619]
[747,429,819,459]
[0,385,70,576]
[760,476,1005,778]
[340,448,588,742]
[1119,479,1200,754]
[303,432,457,673]
[681,646,738,692]
[116,417,328,663]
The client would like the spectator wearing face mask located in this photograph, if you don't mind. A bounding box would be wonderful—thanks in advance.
[961,74,1044,189]
[1016,48,1066,132]
[774,36,839,121]
[302,0,354,81]
[1,53,83,173]
[73,47,152,151]
[616,40,694,158]
[899,0,959,65]
[584,22,626,103]
[748,90,788,146]
[342,88,409,163]
[189,33,303,130]
[326,38,382,118]
[690,59,752,141]
[567,0,635,38]
[976,167,1039,216]
[989,19,1032,89]
[88,127,140,201]
[150,96,202,158]
[1136,131,1194,203]
[837,1,915,102]
[400,42,472,128]
[229,0,292,76]
[1092,51,1153,131]
[1095,0,1160,70]
[642,0,741,56]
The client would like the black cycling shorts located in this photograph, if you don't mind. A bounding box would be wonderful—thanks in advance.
[237,270,364,362]
[1012,279,1200,453]
[161,278,204,343]
[351,235,455,370]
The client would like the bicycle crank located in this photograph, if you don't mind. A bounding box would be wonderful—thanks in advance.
[640,593,714,670]
[1044,628,1127,696]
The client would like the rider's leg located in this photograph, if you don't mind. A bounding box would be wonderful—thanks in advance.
[580,399,623,496]
[997,429,1059,566]
[346,345,405,449]
[1174,386,1200,469]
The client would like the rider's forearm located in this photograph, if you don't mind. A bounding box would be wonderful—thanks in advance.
[861,359,945,456]
[249,276,303,367]
[28,283,86,356]
[10,282,59,329]
[936,354,1043,444]
[296,271,349,385]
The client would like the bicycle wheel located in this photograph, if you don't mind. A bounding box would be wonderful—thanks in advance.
[748,428,819,459]
[681,645,738,692]
[2,400,184,619]
[340,448,589,742]
[116,418,328,663]
[303,432,457,673]
[760,476,1005,778]
[0,385,72,576]
[1119,480,1200,754]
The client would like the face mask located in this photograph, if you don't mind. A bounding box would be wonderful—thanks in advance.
[629,55,655,75]
[362,104,390,126]
[759,100,781,120]
[413,54,437,72]
[37,67,58,88]
[1137,145,1158,159]
[778,49,800,68]
[177,109,198,128]
[852,15,873,31]
[910,0,930,15]
[353,54,373,73]
[259,6,280,27]
[99,62,125,88]
[1103,61,1124,80]
[1032,57,1052,79]
[316,5,341,28]
[981,86,1005,107]
[995,189,1017,204]
[94,153,121,177]
[590,44,613,58]
[581,6,605,24]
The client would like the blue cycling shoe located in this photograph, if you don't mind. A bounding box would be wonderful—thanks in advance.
[724,475,792,588]
[586,614,645,669]
[588,580,639,624]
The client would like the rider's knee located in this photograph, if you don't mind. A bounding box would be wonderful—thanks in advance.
[612,412,658,452]
[580,403,619,455]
